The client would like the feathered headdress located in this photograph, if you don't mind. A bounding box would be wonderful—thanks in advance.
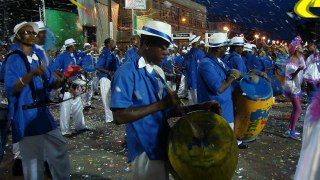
[288,36,302,55]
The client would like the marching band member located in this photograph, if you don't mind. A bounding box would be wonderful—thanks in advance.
[197,32,247,149]
[53,38,87,136]
[110,20,220,179]
[96,38,116,123]
[5,21,70,179]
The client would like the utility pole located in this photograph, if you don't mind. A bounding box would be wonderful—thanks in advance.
[39,0,46,24]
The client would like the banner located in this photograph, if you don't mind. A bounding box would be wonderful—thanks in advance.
[46,10,84,48]
[133,15,153,35]
[125,0,146,10]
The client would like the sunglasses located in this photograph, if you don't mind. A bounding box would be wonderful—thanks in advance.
[18,31,38,36]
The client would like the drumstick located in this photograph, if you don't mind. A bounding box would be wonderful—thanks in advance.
[158,72,204,139]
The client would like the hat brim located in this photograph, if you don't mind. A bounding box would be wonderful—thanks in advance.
[136,29,172,44]
[15,22,39,35]
[189,36,201,45]
[207,41,228,48]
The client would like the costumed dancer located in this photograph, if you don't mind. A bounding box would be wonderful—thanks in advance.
[284,36,305,140]
[294,91,320,180]
[110,20,221,179]
[303,43,320,103]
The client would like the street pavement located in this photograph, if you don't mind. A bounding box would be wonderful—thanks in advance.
[0,95,306,180]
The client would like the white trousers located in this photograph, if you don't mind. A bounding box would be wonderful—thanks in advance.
[177,75,188,98]
[187,89,197,105]
[20,129,70,180]
[60,92,86,135]
[131,152,168,180]
[100,78,113,122]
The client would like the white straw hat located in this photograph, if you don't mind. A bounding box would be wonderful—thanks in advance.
[14,21,39,36]
[136,20,173,44]
[189,34,201,45]
[35,21,46,31]
[230,36,245,46]
[64,38,78,47]
[207,33,228,47]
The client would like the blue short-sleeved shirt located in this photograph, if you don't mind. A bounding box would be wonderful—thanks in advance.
[96,48,113,79]
[5,49,57,143]
[262,56,275,75]
[224,51,247,73]
[173,55,184,75]
[53,51,77,72]
[110,55,172,162]
[185,47,206,89]
[123,47,138,64]
[197,56,234,123]
[244,53,264,71]
[78,53,95,69]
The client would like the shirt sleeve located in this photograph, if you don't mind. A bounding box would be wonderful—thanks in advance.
[286,63,297,80]
[4,55,23,98]
[96,53,106,69]
[110,68,134,108]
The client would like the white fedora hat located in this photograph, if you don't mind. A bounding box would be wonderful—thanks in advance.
[207,33,228,48]
[83,42,91,48]
[64,38,78,47]
[136,20,173,44]
[199,40,205,45]
[230,36,245,46]
[243,43,253,52]
[35,21,46,31]
[189,34,201,45]
[14,21,39,35]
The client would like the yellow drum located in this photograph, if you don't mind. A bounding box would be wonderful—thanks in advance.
[168,111,238,180]
[234,75,273,142]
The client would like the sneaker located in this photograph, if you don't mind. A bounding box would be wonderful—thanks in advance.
[283,130,290,138]
[289,133,301,141]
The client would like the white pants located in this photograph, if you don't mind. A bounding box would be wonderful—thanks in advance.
[81,80,93,107]
[100,78,113,122]
[229,122,242,145]
[188,89,197,105]
[177,75,188,98]
[131,152,168,180]
[20,129,70,180]
[60,92,86,135]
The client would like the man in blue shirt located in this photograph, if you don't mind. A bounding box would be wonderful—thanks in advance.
[123,35,140,64]
[224,36,247,73]
[5,21,70,179]
[53,38,87,135]
[110,20,221,179]
[96,38,116,123]
[78,43,96,110]
[262,47,276,76]
[243,43,264,72]
[185,35,205,105]
[197,33,247,149]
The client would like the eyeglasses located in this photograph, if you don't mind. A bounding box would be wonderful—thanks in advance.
[18,31,38,36]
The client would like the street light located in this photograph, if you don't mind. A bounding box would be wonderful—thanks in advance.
[181,17,187,22]
[254,34,259,44]
[223,26,229,32]
[262,36,266,41]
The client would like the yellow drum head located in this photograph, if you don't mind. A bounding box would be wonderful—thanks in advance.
[168,111,238,180]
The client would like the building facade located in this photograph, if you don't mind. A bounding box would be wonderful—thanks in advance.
[116,0,207,47]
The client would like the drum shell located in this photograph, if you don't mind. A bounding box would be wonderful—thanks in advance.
[234,76,273,141]
[269,74,283,96]
[168,111,238,180]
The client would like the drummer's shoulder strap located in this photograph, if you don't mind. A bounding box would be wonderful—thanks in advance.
[5,50,38,101]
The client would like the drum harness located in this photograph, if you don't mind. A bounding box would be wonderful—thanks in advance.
[5,50,89,110]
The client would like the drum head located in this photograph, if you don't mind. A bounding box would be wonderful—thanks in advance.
[168,111,238,179]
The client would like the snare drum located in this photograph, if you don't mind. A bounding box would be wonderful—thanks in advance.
[168,111,238,179]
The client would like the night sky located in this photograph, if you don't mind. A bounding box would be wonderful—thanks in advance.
[193,0,298,40]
